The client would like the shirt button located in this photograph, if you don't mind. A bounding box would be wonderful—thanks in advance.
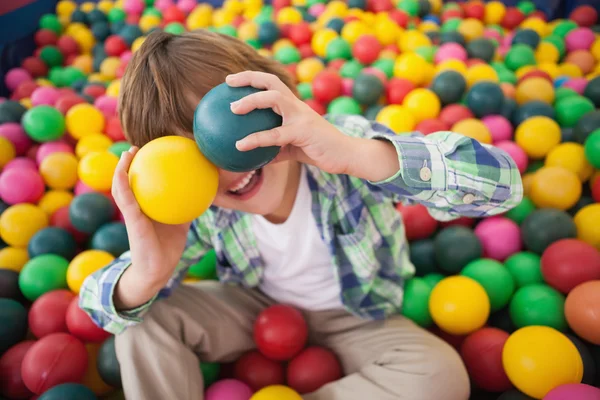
[419,167,432,181]
[463,194,475,204]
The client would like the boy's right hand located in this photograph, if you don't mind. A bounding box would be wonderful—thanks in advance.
[111,147,191,310]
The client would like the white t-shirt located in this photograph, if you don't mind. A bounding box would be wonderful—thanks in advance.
[252,166,343,311]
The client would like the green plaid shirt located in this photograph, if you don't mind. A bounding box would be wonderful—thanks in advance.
[80,115,523,335]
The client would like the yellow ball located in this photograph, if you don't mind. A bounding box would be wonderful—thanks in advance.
[72,55,93,74]
[484,1,506,25]
[421,63,436,85]
[418,21,439,33]
[502,326,583,399]
[515,77,555,105]
[559,62,583,78]
[374,17,402,46]
[66,104,105,140]
[545,143,593,182]
[76,134,114,159]
[88,73,109,83]
[212,9,235,27]
[56,0,77,17]
[80,2,96,12]
[312,29,338,58]
[0,204,48,248]
[187,6,213,30]
[38,190,74,217]
[520,17,548,38]
[36,79,53,87]
[39,152,79,190]
[375,105,416,134]
[398,30,431,53]
[99,57,121,80]
[326,0,349,18]
[538,62,561,79]
[129,136,219,225]
[0,137,16,168]
[66,23,87,35]
[296,58,325,83]
[429,276,490,335]
[139,15,162,33]
[529,166,582,210]
[238,21,258,41]
[20,98,32,109]
[535,42,560,64]
[342,21,371,46]
[0,247,29,272]
[224,0,244,14]
[250,385,303,400]
[97,0,113,13]
[257,48,271,58]
[403,88,440,123]
[436,59,468,76]
[70,28,95,54]
[272,39,295,54]
[466,64,499,87]
[591,38,600,62]
[131,37,146,53]
[428,0,442,14]
[277,7,303,25]
[574,204,600,250]
[452,119,492,144]
[291,0,306,6]
[78,151,118,192]
[522,172,536,197]
[394,53,429,85]
[67,250,115,293]
[459,18,484,42]
[515,116,561,159]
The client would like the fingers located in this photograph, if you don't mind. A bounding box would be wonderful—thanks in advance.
[236,126,299,151]
[230,90,295,116]
[226,71,293,96]
[112,147,143,221]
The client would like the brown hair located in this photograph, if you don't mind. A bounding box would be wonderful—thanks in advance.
[119,29,296,147]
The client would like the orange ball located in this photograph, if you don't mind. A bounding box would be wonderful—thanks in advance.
[451,119,492,144]
[515,77,555,105]
[529,166,582,210]
[565,281,600,345]
[565,50,596,75]
[501,83,515,98]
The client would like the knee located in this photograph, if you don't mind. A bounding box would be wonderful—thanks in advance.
[115,300,174,354]
[418,337,470,400]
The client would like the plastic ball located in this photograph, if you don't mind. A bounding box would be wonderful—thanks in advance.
[459,18,484,42]
[515,77,555,105]
[562,280,600,347]
[546,142,593,182]
[502,326,583,399]
[481,115,513,143]
[0,123,32,156]
[286,347,342,394]
[37,383,97,400]
[545,384,600,400]
[386,78,416,104]
[250,385,302,400]
[510,283,567,331]
[393,52,429,85]
[505,44,536,71]
[77,151,118,192]
[0,299,28,355]
[402,88,440,123]
[452,118,492,144]
[205,379,253,400]
[296,58,324,83]
[352,74,383,106]
[0,203,48,247]
[66,103,105,140]
[466,81,504,118]
[555,96,595,128]
[0,247,29,272]
[28,289,75,338]
[22,105,65,142]
[435,43,467,63]
[352,35,381,65]
[574,204,600,250]
[96,336,121,388]
[234,350,285,391]
[522,209,578,254]
[375,105,416,133]
[66,296,111,343]
[69,192,115,234]
[466,63,499,87]
[0,340,35,399]
[67,250,114,294]
[474,217,522,262]
[530,166,581,210]
[18,254,69,302]
[429,275,490,335]
[28,227,77,259]
[38,152,78,191]
[584,130,600,169]
[505,251,543,288]
[401,277,433,327]
[512,28,540,49]
[574,110,600,144]
[566,28,595,52]
[515,116,561,159]
[90,222,129,257]
[254,305,308,361]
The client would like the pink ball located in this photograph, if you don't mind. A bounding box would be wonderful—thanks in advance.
[483,29,502,43]
[309,3,326,17]
[341,78,353,96]
[177,0,197,13]
[155,0,174,11]
[0,168,45,205]
[205,380,252,400]
[123,0,145,14]
[494,141,528,174]
[562,78,588,94]
[74,180,96,196]
[94,96,118,119]
[565,27,596,52]
[31,87,61,107]
[544,384,600,400]
[0,123,33,156]
[474,217,522,261]
[120,51,133,63]
[481,115,513,143]
[3,157,38,172]
[5,68,32,92]
[36,142,74,165]
[435,43,468,64]
[502,32,514,47]
[362,67,387,84]
[498,45,510,58]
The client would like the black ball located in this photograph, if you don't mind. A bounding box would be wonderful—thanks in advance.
[568,196,595,216]
[119,24,143,46]
[500,98,518,121]
[409,239,439,277]
[521,209,577,254]
[0,269,23,301]
[467,38,496,63]
[511,29,540,49]
[566,334,596,385]
[512,100,555,126]
[353,73,384,106]
[0,101,27,125]
[466,81,505,118]
[91,222,130,258]
[0,199,9,216]
[434,226,482,274]
[497,390,536,400]
[69,193,115,235]
[28,227,77,260]
[584,76,600,107]
[489,307,516,333]
[70,9,88,25]
[574,110,600,144]
[0,298,27,355]
[97,336,122,388]
[561,127,576,142]
[431,70,466,105]
[440,31,466,47]
[417,0,431,17]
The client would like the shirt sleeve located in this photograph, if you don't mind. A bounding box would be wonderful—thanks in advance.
[78,220,210,335]
[326,114,524,221]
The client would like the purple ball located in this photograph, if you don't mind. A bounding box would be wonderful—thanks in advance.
[474,216,522,261]
[3,157,38,172]
[544,384,600,400]
[562,78,588,94]
[0,168,45,205]
[36,141,74,165]
[5,68,32,92]
[565,27,596,52]
[31,87,61,107]
[205,380,253,400]
[0,123,33,156]
[435,43,468,63]
[481,115,513,143]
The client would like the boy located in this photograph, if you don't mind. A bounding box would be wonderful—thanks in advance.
[80,30,523,400]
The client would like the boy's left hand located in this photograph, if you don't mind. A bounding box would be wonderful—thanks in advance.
[226,71,359,176]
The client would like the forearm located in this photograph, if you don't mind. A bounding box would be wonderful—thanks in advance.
[113,262,173,310]
[346,136,400,183]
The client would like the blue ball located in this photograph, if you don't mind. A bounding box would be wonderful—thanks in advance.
[193,83,282,172]
[347,0,366,9]
[258,21,280,45]
[38,384,97,400]
[554,76,570,88]
[422,15,440,24]
[326,18,345,34]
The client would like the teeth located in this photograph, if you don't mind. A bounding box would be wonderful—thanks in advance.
[230,170,256,192]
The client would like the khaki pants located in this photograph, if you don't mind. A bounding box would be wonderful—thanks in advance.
[115,281,470,400]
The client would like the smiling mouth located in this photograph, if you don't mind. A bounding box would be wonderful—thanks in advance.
[227,168,263,196]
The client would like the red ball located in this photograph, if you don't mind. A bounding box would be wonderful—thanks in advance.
[28,290,76,339]
[305,99,326,115]
[529,10,547,21]
[429,326,466,351]
[286,347,342,394]
[460,328,512,392]
[415,119,450,135]
[439,104,474,127]
[34,30,58,47]
[570,5,598,27]
[285,64,297,80]
[344,15,361,24]
[353,35,381,65]
[327,59,346,72]
[21,333,88,395]
[288,23,312,46]
[502,8,525,30]
[104,35,128,57]
[0,341,36,399]
[163,5,186,23]
[233,351,285,391]
[56,36,80,57]
[592,177,600,203]
[272,0,291,10]
[253,305,308,361]
[126,13,140,24]
[388,10,410,28]
[463,1,485,20]
[517,70,553,85]
[298,43,315,59]
[440,216,475,228]
[312,71,342,104]
[50,206,88,244]
[10,81,39,101]
[55,95,86,115]
[65,296,111,343]
[116,63,128,79]
[82,84,106,100]
[21,57,49,78]
[105,117,125,141]
[466,58,486,67]
[386,78,415,104]
[396,203,438,241]
[368,0,393,13]
[541,239,600,294]
[441,9,463,23]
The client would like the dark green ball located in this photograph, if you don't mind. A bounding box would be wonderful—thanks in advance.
[97,336,122,388]
[569,196,596,217]
[566,334,596,385]
[525,160,544,174]
[0,299,27,354]
[521,209,577,254]
[466,81,505,118]
[511,29,540,49]
[118,25,143,46]
[70,10,88,25]
[489,307,516,334]
[440,30,465,46]
[200,362,221,388]
[348,0,366,9]
[0,101,27,125]
[194,84,282,172]
[500,98,518,121]
[505,197,535,225]
[434,226,482,274]
[28,227,76,260]
[326,18,345,33]
[40,46,64,68]
[561,127,576,143]
[87,9,107,25]
[466,38,496,63]
[188,249,217,280]
[401,277,433,327]
[509,284,567,331]
[353,74,384,106]
[417,0,431,17]
[512,100,555,126]
[92,22,111,41]
[258,21,280,45]
[431,70,466,105]
[69,193,115,235]
[584,76,600,107]
[91,222,129,258]
[574,110,600,144]
[0,269,22,301]
[38,384,97,400]
[364,104,384,120]
[423,273,444,288]
[409,239,438,277]
[497,389,536,400]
